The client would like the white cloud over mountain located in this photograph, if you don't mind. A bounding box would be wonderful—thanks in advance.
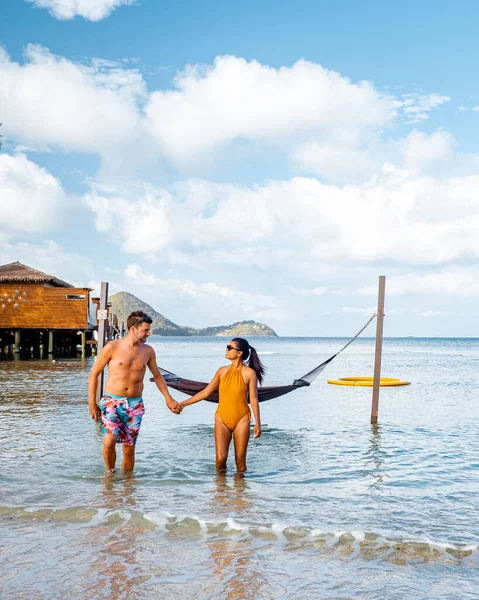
[2,44,478,334]
[26,0,134,21]
[124,263,284,322]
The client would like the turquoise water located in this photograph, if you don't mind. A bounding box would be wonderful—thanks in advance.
[1,336,478,599]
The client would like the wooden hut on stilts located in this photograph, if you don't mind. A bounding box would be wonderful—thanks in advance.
[0,261,96,359]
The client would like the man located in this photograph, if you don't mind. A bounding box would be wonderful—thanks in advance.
[88,310,182,474]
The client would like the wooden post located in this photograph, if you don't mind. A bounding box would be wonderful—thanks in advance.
[81,330,86,356]
[48,330,54,355]
[371,276,386,424]
[95,282,109,404]
[14,330,21,356]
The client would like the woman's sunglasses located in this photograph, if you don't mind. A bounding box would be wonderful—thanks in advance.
[226,345,240,351]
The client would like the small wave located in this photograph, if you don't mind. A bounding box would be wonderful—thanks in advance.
[1,505,477,565]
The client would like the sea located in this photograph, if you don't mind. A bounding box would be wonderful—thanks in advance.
[1,336,478,599]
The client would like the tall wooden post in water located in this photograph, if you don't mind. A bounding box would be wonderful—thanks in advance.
[95,282,109,405]
[371,276,386,424]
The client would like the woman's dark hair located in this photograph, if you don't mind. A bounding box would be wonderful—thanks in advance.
[232,338,265,385]
[127,310,153,330]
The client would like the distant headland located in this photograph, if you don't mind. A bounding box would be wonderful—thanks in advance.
[109,291,278,337]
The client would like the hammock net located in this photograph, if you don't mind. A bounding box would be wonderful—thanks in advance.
[155,314,377,403]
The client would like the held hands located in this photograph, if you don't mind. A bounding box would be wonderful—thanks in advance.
[166,396,183,414]
[254,424,262,439]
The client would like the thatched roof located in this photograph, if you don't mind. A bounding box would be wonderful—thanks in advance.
[0,261,74,288]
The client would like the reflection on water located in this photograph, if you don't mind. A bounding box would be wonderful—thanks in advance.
[86,475,149,598]
[361,424,388,491]
[207,474,267,600]
[210,473,254,516]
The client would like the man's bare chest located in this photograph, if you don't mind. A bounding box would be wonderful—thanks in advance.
[110,349,149,372]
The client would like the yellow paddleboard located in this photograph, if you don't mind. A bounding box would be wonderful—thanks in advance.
[327,377,410,387]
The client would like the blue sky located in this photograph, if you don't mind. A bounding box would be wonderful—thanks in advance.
[1,0,479,336]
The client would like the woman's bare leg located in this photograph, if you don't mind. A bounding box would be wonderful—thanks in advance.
[233,415,251,473]
[214,415,232,472]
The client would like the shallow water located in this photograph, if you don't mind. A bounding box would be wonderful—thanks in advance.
[1,337,478,599]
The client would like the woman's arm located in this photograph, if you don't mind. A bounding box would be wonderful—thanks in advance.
[181,369,223,407]
[248,371,261,438]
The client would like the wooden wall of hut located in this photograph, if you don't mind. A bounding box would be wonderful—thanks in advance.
[0,283,92,329]
[0,266,96,360]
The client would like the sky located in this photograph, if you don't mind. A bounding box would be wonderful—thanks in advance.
[1,0,479,337]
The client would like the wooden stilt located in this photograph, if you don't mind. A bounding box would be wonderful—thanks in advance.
[81,330,86,356]
[95,282,109,404]
[371,276,386,424]
[14,330,21,356]
[48,330,54,355]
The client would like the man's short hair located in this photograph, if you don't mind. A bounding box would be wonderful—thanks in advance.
[127,311,153,330]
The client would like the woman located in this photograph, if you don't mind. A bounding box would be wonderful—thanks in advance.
[180,338,265,473]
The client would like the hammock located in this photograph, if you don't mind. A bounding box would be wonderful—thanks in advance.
[154,315,376,403]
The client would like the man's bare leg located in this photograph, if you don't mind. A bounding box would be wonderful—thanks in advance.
[122,445,136,472]
[214,415,232,472]
[103,434,117,472]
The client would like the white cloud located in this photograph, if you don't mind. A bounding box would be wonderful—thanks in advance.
[342,306,377,315]
[473,106,479,112]
[124,263,285,322]
[398,130,454,168]
[290,141,380,182]
[291,129,459,182]
[394,93,450,123]
[26,0,135,21]
[85,168,479,269]
[0,47,459,180]
[0,45,146,155]
[0,153,66,241]
[0,239,103,287]
[357,269,479,298]
[146,56,393,162]
[288,286,328,296]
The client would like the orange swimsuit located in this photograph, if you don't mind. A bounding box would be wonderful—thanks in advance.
[216,367,251,431]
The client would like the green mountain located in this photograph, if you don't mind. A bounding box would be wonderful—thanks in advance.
[109,291,187,336]
[108,291,278,337]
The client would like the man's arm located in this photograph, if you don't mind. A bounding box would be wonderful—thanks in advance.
[147,349,182,414]
[88,343,113,421]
